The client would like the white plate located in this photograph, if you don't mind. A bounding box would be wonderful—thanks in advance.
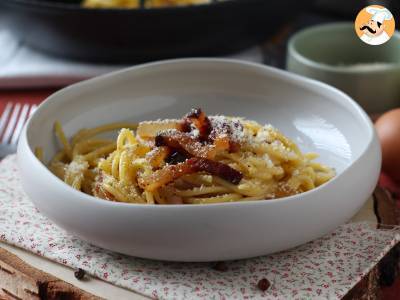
[17,59,381,262]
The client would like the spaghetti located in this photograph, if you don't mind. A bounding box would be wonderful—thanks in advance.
[47,108,335,204]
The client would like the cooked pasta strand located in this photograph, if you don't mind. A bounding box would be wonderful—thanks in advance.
[34,147,44,162]
[54,121,72,160]
[72,122,137,145]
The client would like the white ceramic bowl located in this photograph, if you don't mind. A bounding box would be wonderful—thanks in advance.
[18,59,381,262]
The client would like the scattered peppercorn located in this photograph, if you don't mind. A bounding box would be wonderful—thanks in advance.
[212,261,228,272]
[257,278,270,291]
[74,268,85,280]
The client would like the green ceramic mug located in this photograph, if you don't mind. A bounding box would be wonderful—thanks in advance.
[287,22,400,113]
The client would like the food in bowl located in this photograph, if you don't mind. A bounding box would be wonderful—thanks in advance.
[44,108,334,204]
[82,0,218,8]
[18,59,380,261]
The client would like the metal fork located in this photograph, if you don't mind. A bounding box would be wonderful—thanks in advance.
[0,102,37,158]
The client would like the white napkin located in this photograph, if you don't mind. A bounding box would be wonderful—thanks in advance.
[0,23,263,89]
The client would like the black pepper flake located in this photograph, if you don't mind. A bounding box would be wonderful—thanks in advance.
[212,261,228,272]
[257,278,270,291]
[74,268,85,280]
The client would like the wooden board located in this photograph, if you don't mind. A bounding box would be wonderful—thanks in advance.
[343,186,400,300]
[0,248,100,300]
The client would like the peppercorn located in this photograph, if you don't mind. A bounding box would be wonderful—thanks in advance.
[74,268,85,280]
[257,278,270,291]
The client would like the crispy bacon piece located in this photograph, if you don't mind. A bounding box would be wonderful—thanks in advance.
[147,146,171,168]
[208,117,243,153]
[188,157,242,184]
[154,109,241,161]
[229,141,241,153]
[185,109,243,152]
[155,130,216,159]
[182,108,211,141]
[138,161,192,192]
[138,157,243,192]
[165,151,187,165]
[213,136,231,153]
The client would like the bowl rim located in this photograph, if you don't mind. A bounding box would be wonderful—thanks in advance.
[287,22,400,74]
[20,58,377,209]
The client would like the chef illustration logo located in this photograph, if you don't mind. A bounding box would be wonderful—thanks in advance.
[355,5,395,45]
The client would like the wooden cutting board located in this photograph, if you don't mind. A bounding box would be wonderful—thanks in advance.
[0,248,100,300]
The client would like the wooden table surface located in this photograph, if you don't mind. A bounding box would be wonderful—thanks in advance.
[0,90,399,299]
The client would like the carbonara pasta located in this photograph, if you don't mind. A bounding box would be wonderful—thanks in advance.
[46,108,335,204]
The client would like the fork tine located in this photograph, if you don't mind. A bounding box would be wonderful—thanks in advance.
[0,102,13,137]
[29,104,37,117]
[10,103,30,145]
[1,103,21,144]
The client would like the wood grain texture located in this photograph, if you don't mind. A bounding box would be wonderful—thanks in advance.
[343,186,400,300]
[0,248,101,300]
[374,186,400,226]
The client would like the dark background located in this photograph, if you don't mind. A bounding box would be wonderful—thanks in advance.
[0,0,399,63]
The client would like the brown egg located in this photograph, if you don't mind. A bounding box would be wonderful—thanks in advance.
[375,108,400,182]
